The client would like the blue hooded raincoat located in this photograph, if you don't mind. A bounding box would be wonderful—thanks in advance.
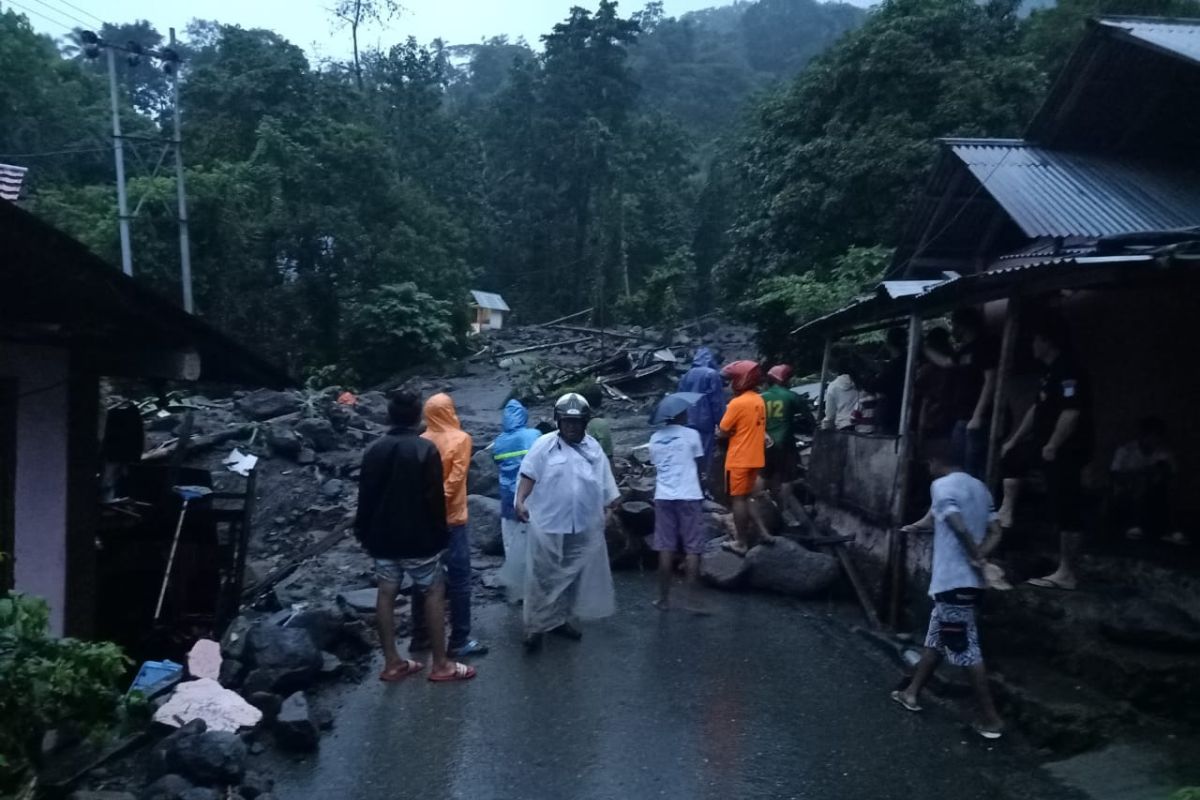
[492,399,542,519]
[677,347,726,466]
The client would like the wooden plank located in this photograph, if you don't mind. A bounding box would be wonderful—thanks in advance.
[546,323,648,341]
[986,297,1021,489]
[536,307,593,327]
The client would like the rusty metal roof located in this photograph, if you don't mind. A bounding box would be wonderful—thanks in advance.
[945,140,1200,238]
[1098,17,1200,65]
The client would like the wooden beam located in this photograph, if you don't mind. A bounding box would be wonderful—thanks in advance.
[546,323,648,341]
[986,297,1021,489]
[536,308,593,327]
[818,338,833,412]
[887,313,922,630]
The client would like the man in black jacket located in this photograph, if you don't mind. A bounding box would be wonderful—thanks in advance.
[355,389,476,683]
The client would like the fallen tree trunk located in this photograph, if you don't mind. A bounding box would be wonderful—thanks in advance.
[496,336,594,357]
[536,307,593,327]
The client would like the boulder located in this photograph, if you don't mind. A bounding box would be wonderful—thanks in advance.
[745,538,838,597]
[179,789,220,800]
[243,625,322,694]
[142,775,193,800]
[187,639,222,681]
[236,390,300,421]
[245,692,282,722]
[467,495,504,557]
[297,448,317,466]
[1100,601,1200,652]
[285,608,347,652]
[151,723,247,786]
[265,426,302,459]
[320,479,345,499]
[295,418,338,451]
[238,772,275,800]
[468,449,500,498]
[217,658,245,690]
[700,547,749,590]
[275,692,320,752]
[353,391,391,425]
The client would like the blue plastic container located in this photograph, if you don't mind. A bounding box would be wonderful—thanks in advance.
[128,659,183,696]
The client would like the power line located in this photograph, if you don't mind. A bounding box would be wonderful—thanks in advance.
[0,145,110,159]
[28,0,92,28]
[49,0,104,25]
[4,0,76,32]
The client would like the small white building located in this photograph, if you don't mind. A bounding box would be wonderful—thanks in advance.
[470,290,510,333]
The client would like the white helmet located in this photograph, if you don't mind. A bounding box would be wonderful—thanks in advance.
[554,392,592,422]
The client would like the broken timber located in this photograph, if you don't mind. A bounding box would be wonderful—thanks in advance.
[546,323,650,341]
[495,336,594,357]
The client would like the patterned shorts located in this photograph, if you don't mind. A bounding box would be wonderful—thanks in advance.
[374,552,444,592]
[925,600,983,667]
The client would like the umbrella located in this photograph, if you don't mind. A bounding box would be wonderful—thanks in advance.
[649,392,705,426]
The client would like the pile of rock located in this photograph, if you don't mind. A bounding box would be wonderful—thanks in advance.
[137,719,274,800]
[700,537,840,598]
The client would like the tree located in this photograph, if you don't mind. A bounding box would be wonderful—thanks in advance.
[331,0,402,90]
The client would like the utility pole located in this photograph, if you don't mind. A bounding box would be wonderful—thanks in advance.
[168,29,194,313]
[105,47,133,277]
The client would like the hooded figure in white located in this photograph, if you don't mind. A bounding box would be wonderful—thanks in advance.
[514,393,618,651]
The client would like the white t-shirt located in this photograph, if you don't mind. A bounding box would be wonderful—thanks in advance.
[649,425,704,501]
[519,432,620,534]
[1111,442,1176,474]
[929,471,996,597]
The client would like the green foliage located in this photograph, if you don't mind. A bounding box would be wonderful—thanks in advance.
[342,283,463,384]
[1171,790,1200,800]
[0,593,129,791]
[742,245,891,363]
[615,248,696,330]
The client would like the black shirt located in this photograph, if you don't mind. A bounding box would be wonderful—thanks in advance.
[354,426,448,559]
[1032,355,1093,460]
[951,335,1000,422]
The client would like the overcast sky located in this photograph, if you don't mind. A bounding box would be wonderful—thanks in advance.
[12,0,806,58]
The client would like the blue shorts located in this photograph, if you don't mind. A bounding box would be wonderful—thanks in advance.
[374,552,444,591]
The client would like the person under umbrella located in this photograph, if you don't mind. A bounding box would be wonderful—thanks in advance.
[514,393,620,652]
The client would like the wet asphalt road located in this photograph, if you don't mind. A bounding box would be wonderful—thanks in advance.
[265,573,1082,800]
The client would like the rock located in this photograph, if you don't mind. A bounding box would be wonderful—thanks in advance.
[468,449,500,498]
[314,705,335,731]
[242,625,322,694]
[179,789,219,800]
[265,426,302,459]
[246,692,282,722]
[337,587,380,613]
[1100,601,1200,652]
[295,418,338,451]
[238,772,274,800]
[320,479,345,499]
[274,692,320,752]
[151,724,247,786]
[297,448,316,465]
[319,652,344,679]
[353,391,391,425]
[625,477,656,503]
[71,791,137,800]
[236,390,300,421]
[152,679,262,733]
[187,639,222,681]
[285,608,347,652]
[467,495,505,556]
[745,538,839,597]
[631,444,652,465]
[700,546,749,590]
[142,775,193,800]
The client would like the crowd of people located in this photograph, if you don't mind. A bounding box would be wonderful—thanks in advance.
[349,318,1185,741]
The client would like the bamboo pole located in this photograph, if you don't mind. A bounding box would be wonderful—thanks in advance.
[986,297,1021,490]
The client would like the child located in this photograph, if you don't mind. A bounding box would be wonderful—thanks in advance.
[891,441,1004,739]
[649,405,709,613]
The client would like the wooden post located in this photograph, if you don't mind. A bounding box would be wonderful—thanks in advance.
[818,337,833,412]
[986,297,1021,489]
[888,313,922,630]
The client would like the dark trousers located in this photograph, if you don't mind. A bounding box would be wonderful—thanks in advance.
[951,420,988,479]
[1113,469,1173,536]
[411,524,471,649]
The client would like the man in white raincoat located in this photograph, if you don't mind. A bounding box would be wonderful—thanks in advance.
[514,392,618,652]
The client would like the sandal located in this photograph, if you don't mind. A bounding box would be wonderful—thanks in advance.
[379,659,423,682]
[971,722,1004,740]
[890,690,922,713]
[449,640,489,658]
[428,662,477,683]
[1025,576,1076,591]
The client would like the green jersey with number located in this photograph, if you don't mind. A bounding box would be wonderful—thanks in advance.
[760,385,802,447]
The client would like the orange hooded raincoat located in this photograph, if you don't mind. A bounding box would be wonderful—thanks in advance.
[421,393,472,527]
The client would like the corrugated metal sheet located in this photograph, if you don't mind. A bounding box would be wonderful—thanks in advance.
[469,290,509,311]
[946,140,1200,238]
[1099,17,1200,65]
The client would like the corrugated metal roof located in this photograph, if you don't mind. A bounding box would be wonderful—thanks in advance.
[470,290,509,311]
[946,140,1200,238]
[0,164,27,202]
[1098,17,1200,65]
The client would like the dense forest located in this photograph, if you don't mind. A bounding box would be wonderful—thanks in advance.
[2,0,1199,382]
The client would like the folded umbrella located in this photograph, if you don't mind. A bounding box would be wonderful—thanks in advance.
[649,392,705,426]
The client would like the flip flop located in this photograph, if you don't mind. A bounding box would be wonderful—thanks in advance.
[971,722,1004,740]
[428,662,477,683]
[721,541,748,557]
[379,659,423,682]
[890,690,922,713]
[449,640,489,658]
[1025,577,1076,591]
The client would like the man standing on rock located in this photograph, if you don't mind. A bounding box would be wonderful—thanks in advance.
[892,441,1003,738]
[717,360,773,557]
[514,393,619,652]
[411,392,489,658]
[493,399,542,602]
[354,389,475,683]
